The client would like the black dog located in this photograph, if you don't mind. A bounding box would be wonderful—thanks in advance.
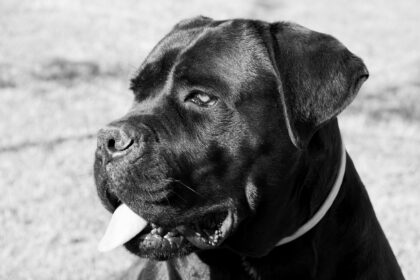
[94,16,404,279]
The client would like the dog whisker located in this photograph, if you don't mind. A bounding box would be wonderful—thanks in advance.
[168,190,188,203]
[166,178,205,198]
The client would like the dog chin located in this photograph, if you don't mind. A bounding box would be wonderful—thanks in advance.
[124,237,197,260]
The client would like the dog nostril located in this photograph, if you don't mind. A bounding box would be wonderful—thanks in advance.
[107,139,116,152]
[107,136,133,153]
[97,127,135,160]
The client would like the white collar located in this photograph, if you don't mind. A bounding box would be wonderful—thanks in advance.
[276,140,346,246]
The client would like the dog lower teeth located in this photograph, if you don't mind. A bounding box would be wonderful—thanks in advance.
[195,225,223,246]
[143,225,180,241]
[164,231,177,238]
[153,227,165,235]
[138,211,227,248]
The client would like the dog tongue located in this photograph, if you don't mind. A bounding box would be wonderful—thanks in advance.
[98,204,147,252]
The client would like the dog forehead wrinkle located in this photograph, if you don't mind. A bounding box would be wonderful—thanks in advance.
[133,19,272,109]
[129,95,163,115]
[131,23,213,99]
[172,22,272,99]
[140,24,209,67]
[177,19,234,53]
[174,15,213,30]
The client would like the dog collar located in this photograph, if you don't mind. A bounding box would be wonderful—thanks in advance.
[275,140,346,246]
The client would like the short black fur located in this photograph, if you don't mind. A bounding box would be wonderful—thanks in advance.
[94,16,404,279]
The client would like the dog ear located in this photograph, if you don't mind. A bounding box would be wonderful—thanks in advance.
[267,22,368,149]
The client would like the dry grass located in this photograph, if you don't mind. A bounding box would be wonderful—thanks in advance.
[0,0,419,279]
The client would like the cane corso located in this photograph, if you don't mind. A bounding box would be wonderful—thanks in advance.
[94,16,404,279]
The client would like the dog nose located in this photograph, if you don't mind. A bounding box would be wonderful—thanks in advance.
[97,126,134,161]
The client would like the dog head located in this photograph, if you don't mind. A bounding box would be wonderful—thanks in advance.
[94,16,368,260]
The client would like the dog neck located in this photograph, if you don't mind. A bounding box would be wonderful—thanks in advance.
[240,137,346,280]
[275,137,346,246]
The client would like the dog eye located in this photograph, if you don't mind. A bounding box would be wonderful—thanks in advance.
[185,91,217,107]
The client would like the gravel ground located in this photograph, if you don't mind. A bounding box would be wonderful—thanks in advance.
[0,0,419,279]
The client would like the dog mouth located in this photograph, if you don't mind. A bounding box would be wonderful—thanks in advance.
[98,202,233,258]
[174,210,232,249]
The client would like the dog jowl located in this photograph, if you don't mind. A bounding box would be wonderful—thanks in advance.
[94,16,404,279]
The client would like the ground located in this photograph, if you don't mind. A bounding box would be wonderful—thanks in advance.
[0,0,419,279]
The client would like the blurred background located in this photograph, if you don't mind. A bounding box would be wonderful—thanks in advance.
[0,0,419,279]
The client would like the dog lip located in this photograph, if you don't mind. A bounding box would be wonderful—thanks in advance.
[104,189,122,211]
[100,183,235,256]
[176,210,233,249]
[121,208,234,260]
